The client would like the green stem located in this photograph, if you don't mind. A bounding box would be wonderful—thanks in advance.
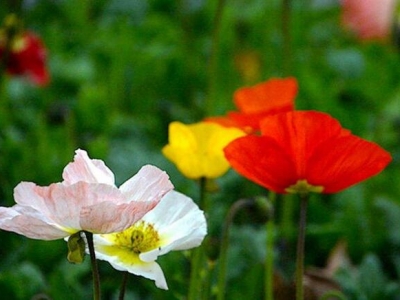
[188,247,203,300]
[281,0,292,76]
[279,194,295,278]
[202,260,214,300]
[199,177,207,211]
[188,177,208,300]
[264,192,276,300]
[206,0,226,116]
[84,231,101,300]
[295,194,309,300]
[217,198,254,300]
[281,194,295,241]
[118,272,129,300]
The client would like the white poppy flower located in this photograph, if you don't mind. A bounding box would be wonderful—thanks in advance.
[92,190,207,289]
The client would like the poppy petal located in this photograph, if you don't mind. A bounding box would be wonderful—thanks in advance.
[260,111,351,176]
[307,135,392,193]
[224,135,297,193]
[0,209,69,240]
[62,149,115,185]
[119,165,173,203]
[80,200,157,234]
[234,77,297,114]
[162,121,244,179]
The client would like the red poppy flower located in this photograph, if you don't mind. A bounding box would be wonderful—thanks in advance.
[206,77,297,133]
[224,111,391,194]
[0,31,49,86]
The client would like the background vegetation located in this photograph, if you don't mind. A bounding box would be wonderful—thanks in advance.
[0,0,400,299]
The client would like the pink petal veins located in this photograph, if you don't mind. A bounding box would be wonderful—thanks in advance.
[80,200,158,234]
[0,207,69,240]
[119,165,173,203]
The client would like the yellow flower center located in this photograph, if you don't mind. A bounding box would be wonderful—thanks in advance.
[111,221,160,254]
[285,179,324,195]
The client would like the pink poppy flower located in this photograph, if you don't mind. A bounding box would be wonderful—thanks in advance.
[341,0,395,41]
[0,149,172,240]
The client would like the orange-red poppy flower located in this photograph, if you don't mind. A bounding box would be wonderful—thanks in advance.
[341,0,395,41]
[206,77,297,133]
[224,111,391,194]
[0,30,49,86]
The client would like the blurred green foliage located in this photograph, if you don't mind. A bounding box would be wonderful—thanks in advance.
[0,0,400,299]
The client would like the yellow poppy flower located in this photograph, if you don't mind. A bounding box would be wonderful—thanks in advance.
[162,121,245,179]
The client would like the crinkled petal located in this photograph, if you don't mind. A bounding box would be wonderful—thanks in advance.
[14,182,52,214]
[15,181,125,232]
[119,165,173,202]
[0,207,69,240]
[80,200,158,234]
[14,182,82,231]
[62,149,115,185]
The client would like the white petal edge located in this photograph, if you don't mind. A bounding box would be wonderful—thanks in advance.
[92,238,168,290]
[142,190,207,255]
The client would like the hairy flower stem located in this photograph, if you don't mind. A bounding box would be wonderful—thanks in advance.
[217,198,254,300]
[118,272,129,300]
[84,231,101,300]
[295,194,309,300]
[265,192,276,300]
[188,177,208,300]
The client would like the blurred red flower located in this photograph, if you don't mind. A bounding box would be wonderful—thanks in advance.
[206,77,297,133]
[0,31,49,86]
[341,0,395,41]
[224,111,391,194]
